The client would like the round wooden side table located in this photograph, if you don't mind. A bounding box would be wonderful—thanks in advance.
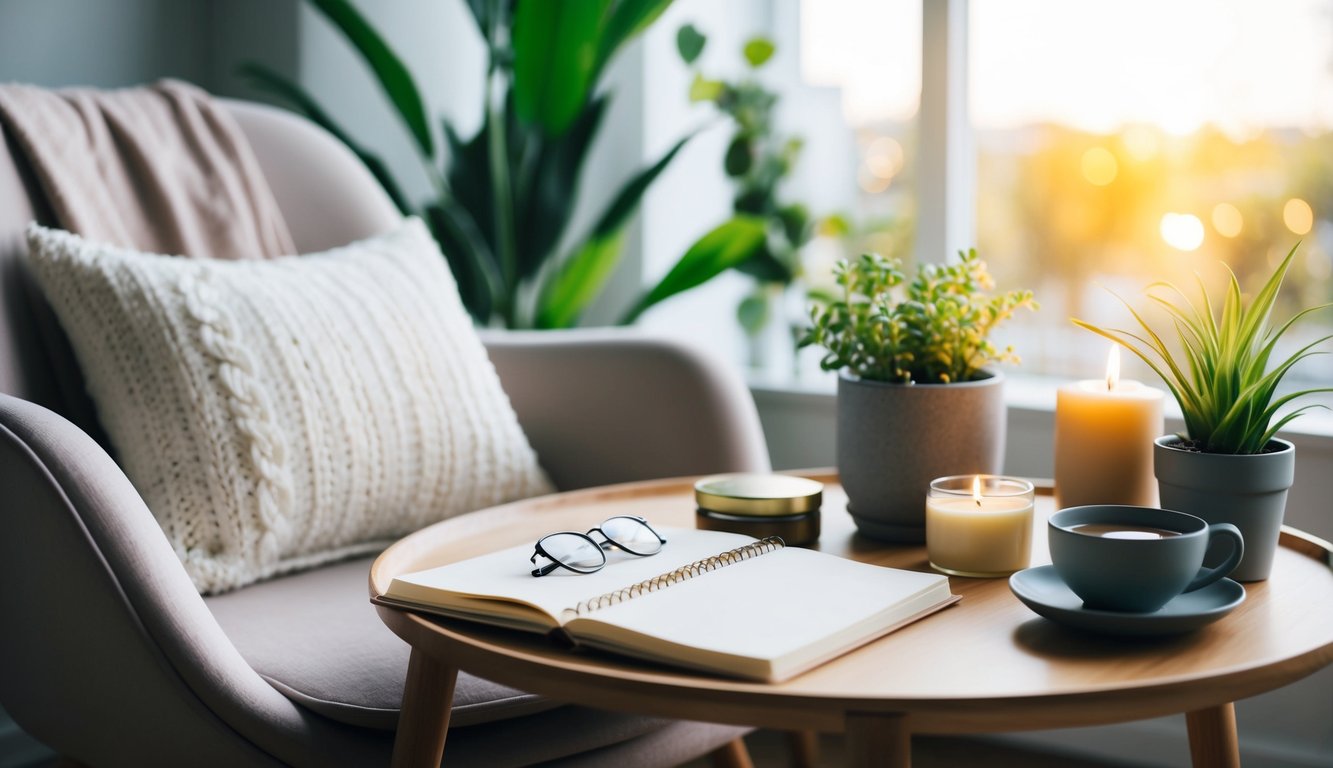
[370,472,1333,768]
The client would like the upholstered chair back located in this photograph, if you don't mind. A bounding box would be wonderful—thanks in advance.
[0,99,401,412]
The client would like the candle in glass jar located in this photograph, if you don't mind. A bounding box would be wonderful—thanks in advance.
[926,475,1035,577]
[1055,346,1164,509]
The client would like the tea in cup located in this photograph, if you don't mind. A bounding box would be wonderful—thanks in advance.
[1048,505,1244,613]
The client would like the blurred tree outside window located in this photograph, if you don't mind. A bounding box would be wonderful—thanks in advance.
[970,0,1333,394]
[677,0,1332,405]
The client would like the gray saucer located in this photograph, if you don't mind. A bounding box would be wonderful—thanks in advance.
[1009,565,1246,636]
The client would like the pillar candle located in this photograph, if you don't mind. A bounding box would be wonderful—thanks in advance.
[1055,346,1165,509]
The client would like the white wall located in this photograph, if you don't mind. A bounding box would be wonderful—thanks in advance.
[753,380,1333,768]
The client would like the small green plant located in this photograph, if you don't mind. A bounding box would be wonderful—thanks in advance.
[800,250,1038,384]
[1073,245,1333,455]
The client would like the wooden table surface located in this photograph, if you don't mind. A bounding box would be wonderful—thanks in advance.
[370,471,1333,768]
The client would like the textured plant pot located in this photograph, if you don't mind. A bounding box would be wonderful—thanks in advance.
[1154,435,1295,582]
[837,370,1006,542]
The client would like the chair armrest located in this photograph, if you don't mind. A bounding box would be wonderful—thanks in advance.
[481,329,771,490]
[0,395,383,766]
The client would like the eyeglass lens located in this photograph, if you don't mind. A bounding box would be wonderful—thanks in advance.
[539,533,606,572]
[599,516,664,555]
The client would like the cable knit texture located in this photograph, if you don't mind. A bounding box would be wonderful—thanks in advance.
[25,218,553,593]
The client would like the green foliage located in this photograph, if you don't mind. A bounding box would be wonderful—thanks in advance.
[742,38,775,68]
[678,27,838,339]
[621,216,768,324]
[1073,245,1333,454]
[676,23,706,64]
[801,250,1038,384]
[244,0,759,328]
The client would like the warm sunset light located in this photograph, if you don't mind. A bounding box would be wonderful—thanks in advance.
[1105,345,1121,391]
[1160,213,1205,251]
[1284,198,1314,235]
[1080,147,1118,186]
[1212,203,1244,238]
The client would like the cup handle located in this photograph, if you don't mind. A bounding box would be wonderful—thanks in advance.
[1185,523,1245,593]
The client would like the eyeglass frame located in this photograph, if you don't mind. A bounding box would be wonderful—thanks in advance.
[529,516,668,577]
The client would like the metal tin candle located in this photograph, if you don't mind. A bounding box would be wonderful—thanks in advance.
[694,473,822,546]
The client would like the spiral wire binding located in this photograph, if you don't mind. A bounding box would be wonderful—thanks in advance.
[562,536,786,619]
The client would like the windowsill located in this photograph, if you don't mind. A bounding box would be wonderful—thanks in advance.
[746,368,1333,443]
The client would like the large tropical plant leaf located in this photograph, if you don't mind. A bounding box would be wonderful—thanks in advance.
[534,231,626,329]
[424,202,500,321]
[531,131,694,326]
[514,96,609,281]
[239,62,413,215]
[597,0,674,74]
[620,216,767,324]
[308,0,435,159]
[443,119,497,254]
[593,133,693,238]
[512,0,608,136]
[462,0,513,43]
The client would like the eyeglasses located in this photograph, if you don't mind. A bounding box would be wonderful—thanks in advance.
[530,516,667,577]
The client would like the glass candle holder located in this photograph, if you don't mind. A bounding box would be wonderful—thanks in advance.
[926,475,1035,578]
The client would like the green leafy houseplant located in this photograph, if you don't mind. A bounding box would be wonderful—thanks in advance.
[1073,245,1333,455]
[801,250,1038,384]
[243,0,765,328]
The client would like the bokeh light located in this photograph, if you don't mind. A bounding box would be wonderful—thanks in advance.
[1211,203,1243,238]
[865,136,905,179]
[1160,213,1205,251]
[1080,147,1118,186]
[1283,198,1314,235]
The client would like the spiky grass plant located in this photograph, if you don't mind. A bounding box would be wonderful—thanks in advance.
[1074,245,1333,454]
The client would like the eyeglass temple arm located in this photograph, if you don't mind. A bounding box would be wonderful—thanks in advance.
[530,554,563,577]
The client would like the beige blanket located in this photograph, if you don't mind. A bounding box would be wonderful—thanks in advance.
[0,79,294,259]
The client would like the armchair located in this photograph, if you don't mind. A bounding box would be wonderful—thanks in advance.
[0,98,768,766]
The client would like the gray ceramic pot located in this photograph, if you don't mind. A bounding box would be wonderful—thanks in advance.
[837,370,1006,542]
[1154,435,1295,582]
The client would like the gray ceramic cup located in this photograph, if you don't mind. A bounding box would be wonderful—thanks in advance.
[1049,505,1244,613]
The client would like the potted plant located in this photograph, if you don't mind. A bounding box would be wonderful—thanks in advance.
[1074,245,1332,581]
[243,0,767,328]
[800,250,1038,541]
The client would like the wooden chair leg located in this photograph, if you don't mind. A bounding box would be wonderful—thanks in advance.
[710,737,755,768]
[1186,703,1241,768]
[786,729,820,768]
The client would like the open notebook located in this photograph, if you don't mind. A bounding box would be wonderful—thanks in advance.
[377,528,958,683]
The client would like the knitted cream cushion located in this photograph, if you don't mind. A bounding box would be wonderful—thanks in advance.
[26,218,553,593]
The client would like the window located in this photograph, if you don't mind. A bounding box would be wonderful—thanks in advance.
[972,0,1333,389]
[799,0,921,263]
[644,0,1333,409]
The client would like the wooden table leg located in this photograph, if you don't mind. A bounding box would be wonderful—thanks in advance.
[846,712,910,768]
[1186,702,1240,768]
[786,730,820,768]
[709,738,755,768]
[391,648,459,768]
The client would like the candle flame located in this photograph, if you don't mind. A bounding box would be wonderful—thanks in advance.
[972,475,982,506]
[1105,345,1121,391]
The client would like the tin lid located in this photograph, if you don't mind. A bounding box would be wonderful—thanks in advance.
[694,473,823,516]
